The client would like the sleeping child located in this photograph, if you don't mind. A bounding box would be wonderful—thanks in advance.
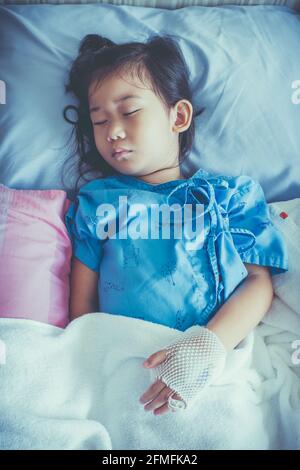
[63,33,288,415]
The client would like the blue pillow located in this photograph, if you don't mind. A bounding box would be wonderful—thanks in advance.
[0,4,300,202]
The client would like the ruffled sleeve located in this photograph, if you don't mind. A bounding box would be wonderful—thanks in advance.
[223,175,288,276]
[64,182,102,273]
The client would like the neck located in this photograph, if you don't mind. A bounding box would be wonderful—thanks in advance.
[138,166,183,185]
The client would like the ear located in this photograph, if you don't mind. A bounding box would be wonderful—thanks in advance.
[172,99,193,134]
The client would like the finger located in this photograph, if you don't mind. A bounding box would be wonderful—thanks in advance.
[152,390,183,416]
[153,402,170,416]
[143,349,167,368]
[170,392,182,401]
[139,379,165,405]
[144,385,174,413]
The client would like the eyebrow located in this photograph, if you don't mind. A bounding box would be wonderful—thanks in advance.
[89,95,142,113]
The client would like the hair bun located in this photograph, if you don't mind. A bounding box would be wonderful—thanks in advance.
[79,34,115,55]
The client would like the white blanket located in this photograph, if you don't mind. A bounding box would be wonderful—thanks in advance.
[0,200,300,450]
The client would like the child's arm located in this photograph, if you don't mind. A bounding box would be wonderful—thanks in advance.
[140,262,273,415]
[206,263,274,351]
[69,257,99,321]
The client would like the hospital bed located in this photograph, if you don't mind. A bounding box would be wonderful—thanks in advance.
[0,0,300,450]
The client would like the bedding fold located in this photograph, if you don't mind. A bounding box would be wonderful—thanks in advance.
[0,198,299,449]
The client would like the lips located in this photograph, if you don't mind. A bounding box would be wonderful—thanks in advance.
[112,147,130,155]
[112,149,132,159]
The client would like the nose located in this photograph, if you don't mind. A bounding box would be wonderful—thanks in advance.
[106,120,126,142]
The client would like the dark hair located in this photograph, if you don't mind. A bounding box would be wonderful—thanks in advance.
[62,33,202,195]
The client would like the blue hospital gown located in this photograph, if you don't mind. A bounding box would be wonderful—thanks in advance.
[65,168,288,331]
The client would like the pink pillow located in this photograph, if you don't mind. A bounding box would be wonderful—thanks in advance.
[0,184,72,328]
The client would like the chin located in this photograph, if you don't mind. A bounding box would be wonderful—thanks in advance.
[114,162,146,176]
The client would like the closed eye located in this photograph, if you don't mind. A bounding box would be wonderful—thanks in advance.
[93,109,140,126]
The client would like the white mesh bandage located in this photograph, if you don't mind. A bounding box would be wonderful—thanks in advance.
[151,327,227,410]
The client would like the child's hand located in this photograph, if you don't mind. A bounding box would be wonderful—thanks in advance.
[139,349,182,416]
[140,328,227,413]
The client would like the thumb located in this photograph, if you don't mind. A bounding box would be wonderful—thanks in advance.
[143,349,167,368]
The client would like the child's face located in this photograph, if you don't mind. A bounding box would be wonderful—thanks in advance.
[88,70,192,181]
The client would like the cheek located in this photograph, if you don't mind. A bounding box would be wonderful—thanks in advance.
[92,131,110,160]
[93,129,106,148]
[93,127,100,140]
[134,118,161,143]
